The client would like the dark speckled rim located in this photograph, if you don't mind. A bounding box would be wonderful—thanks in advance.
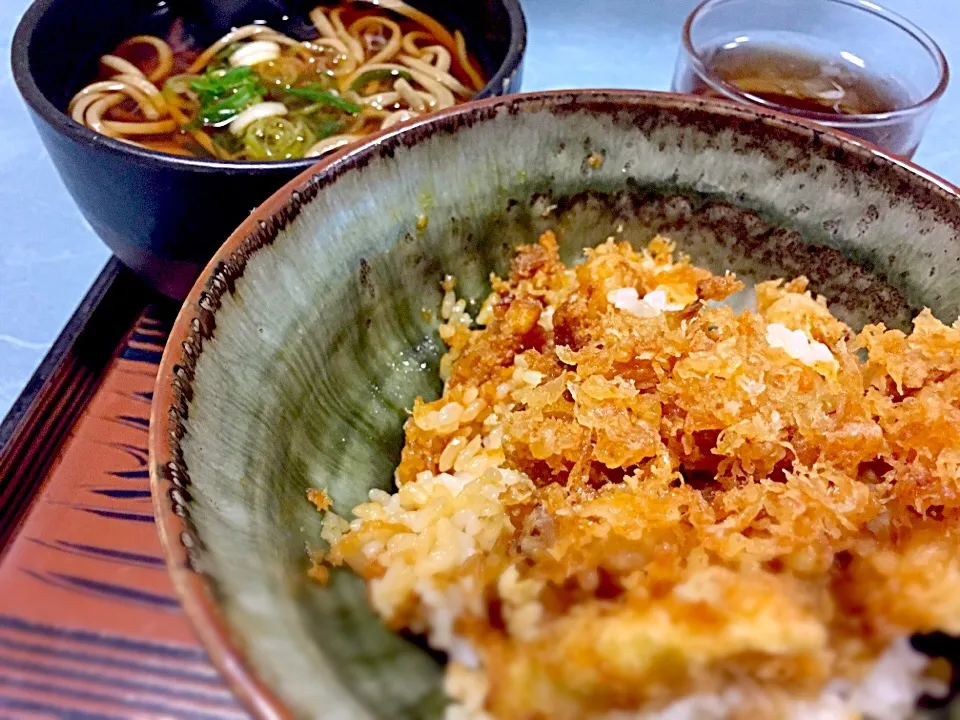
[149,89,960,719]
[11,0,526,174]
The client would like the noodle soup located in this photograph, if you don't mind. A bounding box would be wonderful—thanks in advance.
[68,1,486,160]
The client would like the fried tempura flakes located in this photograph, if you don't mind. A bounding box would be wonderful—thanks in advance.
[325,233,960,719]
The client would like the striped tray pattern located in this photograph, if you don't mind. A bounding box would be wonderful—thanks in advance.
[0,308,248,719]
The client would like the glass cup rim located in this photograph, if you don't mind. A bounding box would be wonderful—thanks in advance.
[681,0,950,125]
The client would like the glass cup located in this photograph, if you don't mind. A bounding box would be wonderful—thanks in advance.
[672,0,949,158]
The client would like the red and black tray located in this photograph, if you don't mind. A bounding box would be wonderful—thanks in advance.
[0,260,249,718]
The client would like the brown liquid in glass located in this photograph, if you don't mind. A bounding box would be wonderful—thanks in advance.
[680,44,921,156]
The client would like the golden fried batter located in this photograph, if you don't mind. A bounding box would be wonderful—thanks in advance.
[320,232,960,719]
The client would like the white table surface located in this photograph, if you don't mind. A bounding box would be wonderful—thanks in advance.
[1,0,959,417]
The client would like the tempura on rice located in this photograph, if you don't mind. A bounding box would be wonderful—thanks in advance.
[312,231,960,719]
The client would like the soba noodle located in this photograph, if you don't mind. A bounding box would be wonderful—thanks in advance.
[68,1,485,160]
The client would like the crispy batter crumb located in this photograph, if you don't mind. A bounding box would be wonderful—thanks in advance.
[586,152,605,169]
[307,555,329,586]
[306,488,331,512]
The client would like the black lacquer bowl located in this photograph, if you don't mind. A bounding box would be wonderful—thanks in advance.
[11,0,526,298]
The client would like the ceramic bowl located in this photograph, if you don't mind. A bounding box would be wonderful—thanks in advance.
[150,90,960,719]
[11,0,526,299]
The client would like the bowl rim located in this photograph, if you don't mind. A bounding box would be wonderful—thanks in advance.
[149,88,960,720]
[11,0,527,175]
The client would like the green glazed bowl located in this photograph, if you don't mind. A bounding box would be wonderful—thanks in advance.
[150,90,960,720]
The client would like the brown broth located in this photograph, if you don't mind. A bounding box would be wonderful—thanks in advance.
[83,4,486,160]
[93,19,210,156]
[334,5,483,89]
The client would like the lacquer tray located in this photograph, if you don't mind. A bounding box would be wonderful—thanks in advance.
[0,260,249,718]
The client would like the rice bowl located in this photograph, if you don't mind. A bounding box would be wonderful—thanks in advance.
[149,90,960,720]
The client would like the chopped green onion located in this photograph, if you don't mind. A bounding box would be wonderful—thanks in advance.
[242,116,315,159]
[163,73,201,96]
[349,68,413,93]
[213,42,244,64]
[285,85,362,114]
[294,102,330,116]
[291,104,345,141]
[187,65,266,126]
[199,85,263,126]
[190,66,257,99]
[212,130,245,156]
[303,116,343,140]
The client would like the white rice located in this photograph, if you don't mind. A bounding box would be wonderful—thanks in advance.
[443,637,944,720]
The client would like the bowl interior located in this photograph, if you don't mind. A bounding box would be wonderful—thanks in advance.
[21,0,522,126]
[153,92,960,719]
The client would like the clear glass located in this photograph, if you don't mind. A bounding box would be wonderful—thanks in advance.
[672,0,949,158]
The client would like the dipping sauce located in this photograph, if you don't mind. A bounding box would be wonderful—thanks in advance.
[673,40,938,158]
[672,0,949,160]
[691,44,911,117]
